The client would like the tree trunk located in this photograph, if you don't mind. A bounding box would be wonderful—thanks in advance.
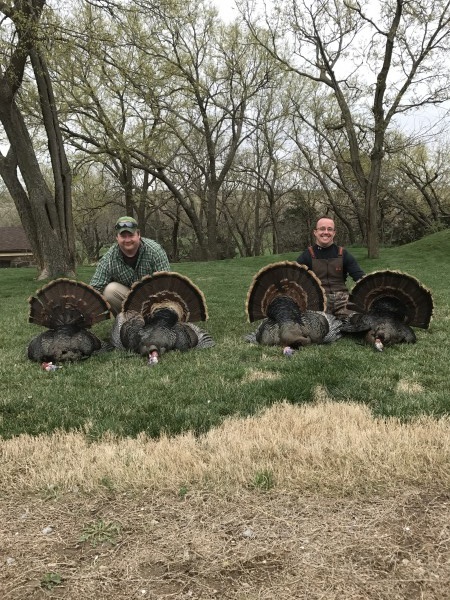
[0,102,75,278]
[253,190,262,256]
[206,188,218,260]
[0,1,75,279]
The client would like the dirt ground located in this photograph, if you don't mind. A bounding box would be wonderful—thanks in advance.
[1,488,449,599]
[2,400,450,598]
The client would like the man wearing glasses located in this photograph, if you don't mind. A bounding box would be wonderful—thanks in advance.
[90,216,170,315]
[297,216,365,318]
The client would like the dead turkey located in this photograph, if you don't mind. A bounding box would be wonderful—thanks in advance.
[245,261,342,348]
[340,270,433,350]
[27,278,111,363]
[111,272,214,363]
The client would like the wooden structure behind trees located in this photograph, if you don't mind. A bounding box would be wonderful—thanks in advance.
[0,226,35,267]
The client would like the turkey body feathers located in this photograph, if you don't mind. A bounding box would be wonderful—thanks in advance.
[341,270,433,347]
[245,263,340,347]
[27,325,102,362]
[254,307,338,348]
[112,273,214,357]
[117,309,201,355]
[27,279,111,363]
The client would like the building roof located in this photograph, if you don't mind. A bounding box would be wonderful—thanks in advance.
[0,226,32,252]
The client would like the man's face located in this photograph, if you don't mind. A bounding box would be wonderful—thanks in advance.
[117,230,141,256]
[313,218,336,248]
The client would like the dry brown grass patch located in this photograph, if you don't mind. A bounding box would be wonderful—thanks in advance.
[242,369,281,382]
[1,401,450,598]
[396,378,425,394]
[1,401,450,496]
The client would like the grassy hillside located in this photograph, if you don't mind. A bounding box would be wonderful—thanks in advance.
[1,231,449,440]
[1,233,449,600]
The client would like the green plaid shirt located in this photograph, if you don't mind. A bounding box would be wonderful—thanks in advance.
[90,238,170,292]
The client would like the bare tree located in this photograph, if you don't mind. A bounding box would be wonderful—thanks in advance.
[125,1,278,259]
[240,0,450,257]
[232,75,303,254]
[377,142,450,241]
[396,146,450,223]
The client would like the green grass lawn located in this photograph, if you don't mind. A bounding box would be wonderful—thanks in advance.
[1,231,449,440]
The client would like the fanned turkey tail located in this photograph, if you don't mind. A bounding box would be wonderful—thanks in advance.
[341,270,433,349]
[346,270,433,328]
[245,261,340,348]
[112,272,214,360]
[28,278,111,329]
[122,272,208,322]
[27,279,111,363]
[246,261,326,322]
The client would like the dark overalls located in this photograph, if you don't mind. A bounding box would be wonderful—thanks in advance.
[308,246,351,317]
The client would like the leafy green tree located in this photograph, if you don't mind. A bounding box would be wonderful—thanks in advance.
[51,0,275,260]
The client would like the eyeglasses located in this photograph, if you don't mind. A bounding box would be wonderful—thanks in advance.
[115,221,137,230]
[316,227,335,232]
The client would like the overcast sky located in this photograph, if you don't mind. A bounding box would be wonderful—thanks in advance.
[211,0,238,22]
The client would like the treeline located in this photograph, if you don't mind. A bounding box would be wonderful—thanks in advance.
[1,0,450,274]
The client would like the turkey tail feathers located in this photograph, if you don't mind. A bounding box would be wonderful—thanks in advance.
[322,313,343,344]
[186,323,216,349]
[246,261,326,322]
[348,270,433,329]
[122,272,208,322]
[28,278,111,329]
